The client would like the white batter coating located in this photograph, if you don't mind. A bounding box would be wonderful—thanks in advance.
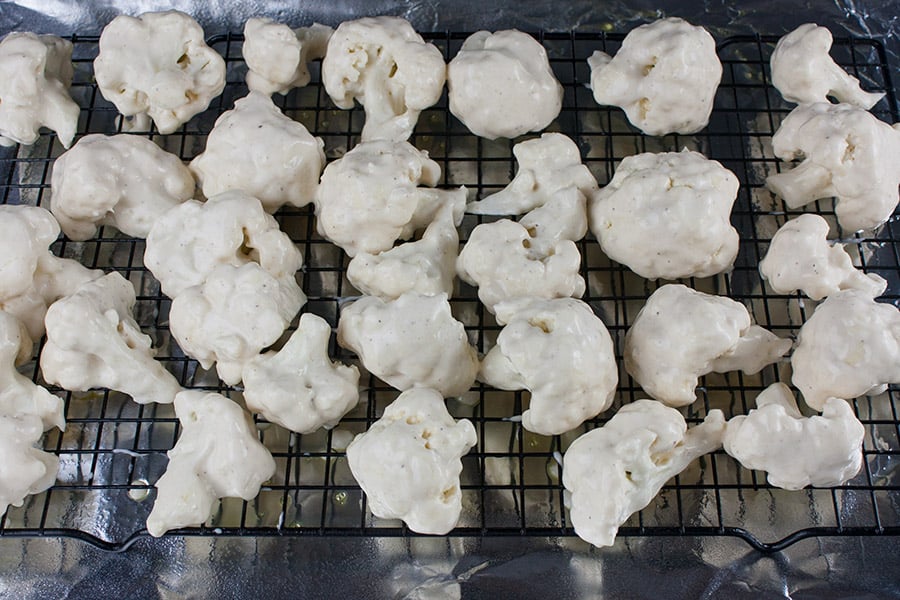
[243,18,332,95]
[346,388,476,534]
[0,414,58,516]
[448,30,562,139]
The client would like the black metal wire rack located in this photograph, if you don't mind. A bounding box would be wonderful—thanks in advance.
[0,31,898,554]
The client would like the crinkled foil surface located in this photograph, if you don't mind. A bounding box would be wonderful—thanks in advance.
[1,1,899,598]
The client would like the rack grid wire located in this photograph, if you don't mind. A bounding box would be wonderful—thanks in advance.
[0,31,898,554]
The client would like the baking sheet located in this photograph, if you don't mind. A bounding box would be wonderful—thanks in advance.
[1,1,899,597]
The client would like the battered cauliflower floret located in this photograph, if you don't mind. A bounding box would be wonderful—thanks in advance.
[346,204,459,300]
[0,205,100,340]
[315,140,466,257]
[766,102,900,233]
[146,390,276,537]
[563,400,726,548]
[50,134,195,241]
[724,383,864,490]
[94,10,226,135]
[0,32,79,148]
[322,16,445,142]
[40,273,182,405]
[0,311,64,432]
[145,190,303,298]
[771,24,884,109]
[759,214,887,300]
[169,263,306,386]
[466,133,598,217]
[588,18,722,136]
[625,284,791,407]
[189,92,325,212]
[479,298,617,436]
[447,30,563,139]
[337,292,478,398]
[0,414,58,516]
[243,18,332,95]
[242,313,360,435]
[456,199,586,314]
[346,387,477,534]
[590,149,740,280]
[791,289,900,411]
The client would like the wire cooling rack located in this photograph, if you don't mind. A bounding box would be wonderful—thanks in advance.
[0,31,898,553]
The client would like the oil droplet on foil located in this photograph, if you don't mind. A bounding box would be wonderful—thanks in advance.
[128,479,150,501]
[334,491,348,505]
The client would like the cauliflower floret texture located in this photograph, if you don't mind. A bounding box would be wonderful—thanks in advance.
[315,140,465,257]
[588,18,722,136]
[563,400,726,548]
[590,149,740,280]
[447,30,562,139]
[766,102,900,233]
[771,23,884,109]
[338,292,479,398]
[0,205,100,340]
[243,18,332,95]
[146,390,275,537]
[242,313,360,435]
[169,263,306,386]
[724,383,864,490]
[479,298,617,436]
[625,284,791,406]
[145,190,303,298]
[347,203,459,300]
[0,414,58,516]
[459,134,595,313]
[40,272,182,405]
[0,311,64,432]
[94,11,226,135]
[759,213,886,300]
[322,16,445,142]
[791,290,900,411]
[50,134,195,241]
[0,32,79,148]
[346,388,477,534]
[189,91,325,212]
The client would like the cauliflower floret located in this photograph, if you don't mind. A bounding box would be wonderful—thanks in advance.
[447,30,562,139]
[724,383,864,490]
[0,414,58,516]
[169,263,306,386]
[466,133,598,217]
[337,292,478,398]
[242,313,359,434]
[563,400,726,548]
[145,190,303,298]
[766,102,900,233]
[590,149,740,280]
[625,284,791,406]
[94,11,226,135]
[146,390,275,537]
[0,205,100,340]
[0,311,64,431]
[321,16,445,142]
[457,218,585,314]
[346,387,476,534]
[771,24,884,109]
[479,298,617,436]
[347,203,459,300]
[759,213,886,300]
[189,92,325,212]
[40,273,182,405]
[50,134,195,241]
[243,18,332,95]
[0,32,79,148]
[791,289,900,411]
[315,140,465,257]
[588,18,722,136]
